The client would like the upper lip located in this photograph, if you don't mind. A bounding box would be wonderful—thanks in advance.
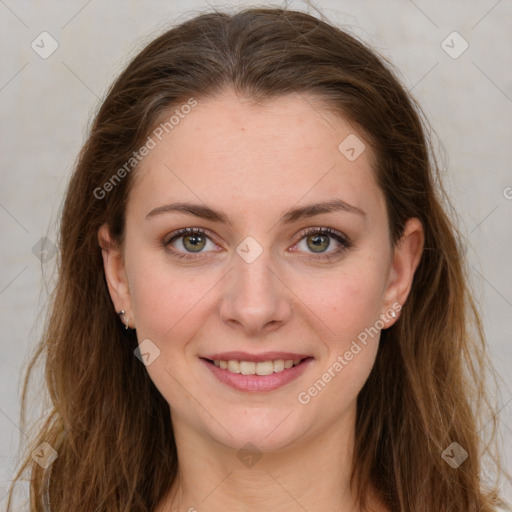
[202,351,312,362]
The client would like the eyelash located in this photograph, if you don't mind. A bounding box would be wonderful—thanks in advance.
[163,227,353,262]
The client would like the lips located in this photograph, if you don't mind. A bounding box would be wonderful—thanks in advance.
[200,352,314,392]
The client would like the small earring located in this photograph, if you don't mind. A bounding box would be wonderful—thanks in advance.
[390,311,397,318]
[118,310,129,330]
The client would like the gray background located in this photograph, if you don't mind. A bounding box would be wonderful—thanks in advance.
[1,0,511,507]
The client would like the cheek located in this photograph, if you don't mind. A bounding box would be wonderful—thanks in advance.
[126,256,217,400]
[129,260,217,340]
[296,269,385,405]
[297,259,387,340]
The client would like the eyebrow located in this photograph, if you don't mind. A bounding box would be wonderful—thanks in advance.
[146,199,366,225]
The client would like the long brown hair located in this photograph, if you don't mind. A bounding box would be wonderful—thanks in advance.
[8,7,511,512]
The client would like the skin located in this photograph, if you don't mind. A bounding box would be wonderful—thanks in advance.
[99,89,424,512]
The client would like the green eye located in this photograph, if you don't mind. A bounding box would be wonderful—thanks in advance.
[294,227,352,261]
[306,233,331,253]
[164,226,352,262]
[165,227,215,260]
[181,232,207,252]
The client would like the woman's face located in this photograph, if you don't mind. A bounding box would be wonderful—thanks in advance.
[100,90,423,452]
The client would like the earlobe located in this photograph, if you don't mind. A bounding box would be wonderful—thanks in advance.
[98,224,133,326]
[382,217,424,326]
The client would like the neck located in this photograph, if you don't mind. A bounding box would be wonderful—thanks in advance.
[156,405,384,512]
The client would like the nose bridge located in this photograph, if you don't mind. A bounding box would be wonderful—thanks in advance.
[219,236,290,334]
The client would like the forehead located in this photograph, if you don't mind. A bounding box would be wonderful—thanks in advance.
[127,90,384,226]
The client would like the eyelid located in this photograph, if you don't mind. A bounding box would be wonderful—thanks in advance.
[295,226,352,246]
[163,226,214,245]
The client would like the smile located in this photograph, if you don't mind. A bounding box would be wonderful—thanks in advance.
[200,356,314,392]
[212,358,303,375]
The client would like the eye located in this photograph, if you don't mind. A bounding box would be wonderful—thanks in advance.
[292,227,352,262]
[163,226,352,262]
[164,227,219,261]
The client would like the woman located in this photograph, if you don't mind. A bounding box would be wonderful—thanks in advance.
[8,7,511,512]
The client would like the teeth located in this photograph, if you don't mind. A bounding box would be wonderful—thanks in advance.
[227,360,240,373]
[212,358,304,375]
[255,361,274,376]
[240,361,256,375]
[273,360,284,372]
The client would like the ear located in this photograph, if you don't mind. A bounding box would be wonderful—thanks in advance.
[381,217,424,327]
[98,224,135,328]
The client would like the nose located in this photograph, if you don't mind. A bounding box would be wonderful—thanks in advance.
[219,243,292,337]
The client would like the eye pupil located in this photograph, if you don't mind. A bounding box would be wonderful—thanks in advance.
[183,234,205,252]
[308,234,329,253]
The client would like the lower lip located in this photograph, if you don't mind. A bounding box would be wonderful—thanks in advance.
[200,357,314,392]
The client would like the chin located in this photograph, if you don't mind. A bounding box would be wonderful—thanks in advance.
[202,413,308,454]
